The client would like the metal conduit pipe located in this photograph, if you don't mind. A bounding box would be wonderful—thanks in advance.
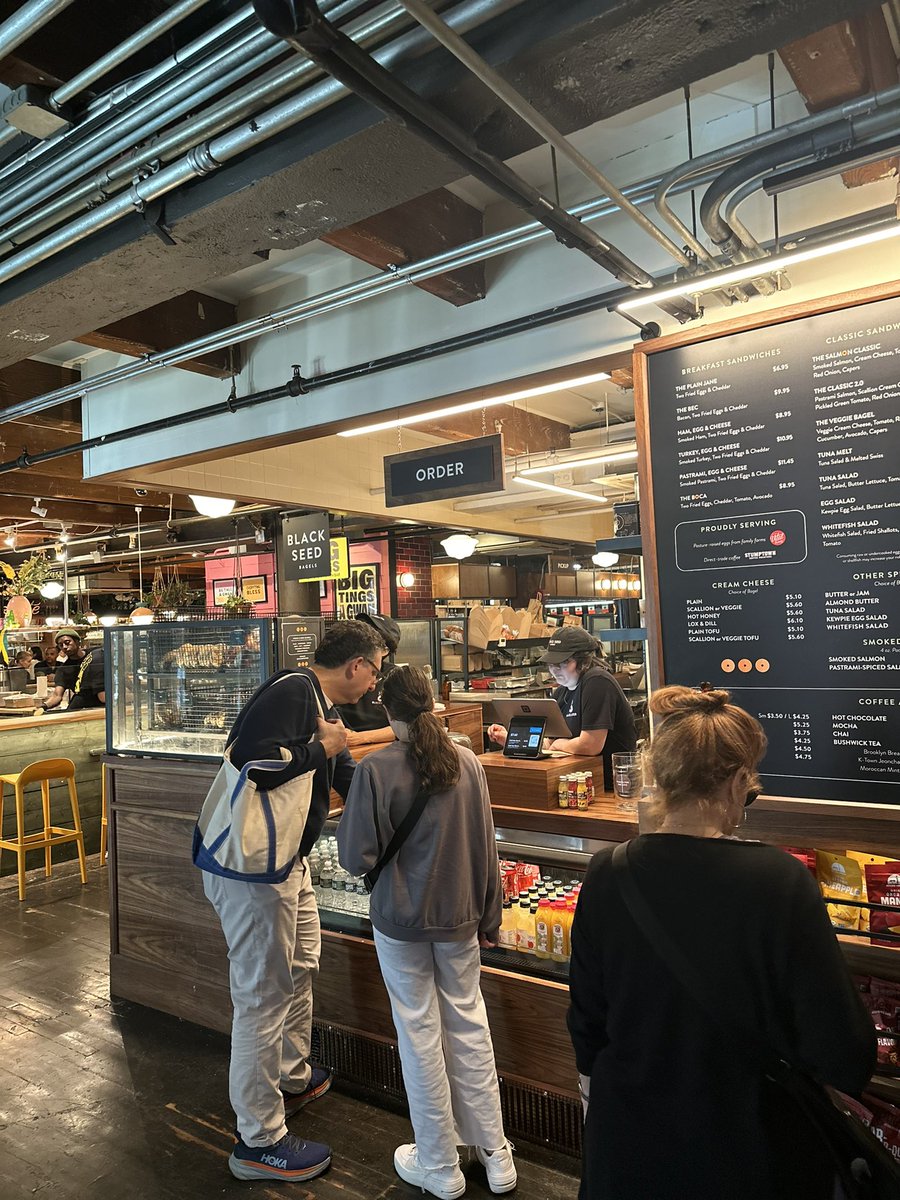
[0,6,260,189]
[49,0,214,108]
[254,0,698,314]
[0,0,526,308]
[699,104,900,256]
[0,0,76,58]
[394,0,693,271]
[0,23,287,224]
[3,202,893,462]
[655,81,900,256]
[0,158,734,426]
[0,1,406,247]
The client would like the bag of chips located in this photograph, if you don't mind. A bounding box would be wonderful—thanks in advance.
[847,851,893,932]
[864,863,900,948]
[816,851,863,931]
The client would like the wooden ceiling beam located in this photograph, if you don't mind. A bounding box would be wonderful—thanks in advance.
[0,360,81,432]
[779,12,900,187]
[75,291,242,379]
[0,469,179,510]
[0,493,170,527]
[409,404,570,457]
[322,188,486,307]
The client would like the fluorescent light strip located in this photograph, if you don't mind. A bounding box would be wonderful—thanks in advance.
[337,371,611,437]
[617,222,900,313]
[518,449,638,476]
[513,475,610,505]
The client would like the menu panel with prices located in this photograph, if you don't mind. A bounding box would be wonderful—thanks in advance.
[646,294,900,803]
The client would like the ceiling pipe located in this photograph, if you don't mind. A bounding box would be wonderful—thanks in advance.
[393,0,694,274]
[49,0,214,108]
[0,6,260,185]
[0,0,519,302]
[0,160,886,428]
[699,103,900,258]
[655,81,900,260]
[0,0,76,59]
[252,0,698,319]
[0,1,410,251]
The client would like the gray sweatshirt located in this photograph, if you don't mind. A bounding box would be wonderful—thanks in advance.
[337,741,503,944]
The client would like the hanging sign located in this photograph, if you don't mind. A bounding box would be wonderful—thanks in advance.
[305,535,349,581]
[384,434,504,507]
[281,513,331,582]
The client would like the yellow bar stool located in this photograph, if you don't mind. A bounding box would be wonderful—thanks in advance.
[0,757,88,902]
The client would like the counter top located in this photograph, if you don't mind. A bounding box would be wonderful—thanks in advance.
[0,708,105,733]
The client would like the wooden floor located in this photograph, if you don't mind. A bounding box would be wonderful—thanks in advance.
[0,862,580,1200]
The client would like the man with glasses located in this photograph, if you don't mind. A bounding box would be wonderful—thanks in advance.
[336,613,402,747]
[198,619,387,1184]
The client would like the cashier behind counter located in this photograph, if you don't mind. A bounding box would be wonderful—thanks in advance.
[488,626,636,790]
[40,630,105,712]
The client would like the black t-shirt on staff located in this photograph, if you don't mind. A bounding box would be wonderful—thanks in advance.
[552,664,636,789]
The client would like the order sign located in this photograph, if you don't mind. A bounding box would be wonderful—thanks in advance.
[384,434,504,506]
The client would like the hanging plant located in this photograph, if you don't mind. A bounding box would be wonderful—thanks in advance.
[1,552,57,598]
[220,591,253,615]
[144,565,200,611]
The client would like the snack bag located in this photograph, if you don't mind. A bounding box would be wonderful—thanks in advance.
[815,850,862,931]
[862,1095,900,1161]
[846,851,893,932]
[864,863,900,948]
[782,846,817,875]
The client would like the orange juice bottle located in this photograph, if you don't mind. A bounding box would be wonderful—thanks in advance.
[499,901,516,949]
[549,901,567,961]
[534,897,553,959]
[515,899,533,953]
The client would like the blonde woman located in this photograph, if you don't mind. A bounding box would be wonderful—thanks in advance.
[338,666,515,1199]
[568,686,875,1200]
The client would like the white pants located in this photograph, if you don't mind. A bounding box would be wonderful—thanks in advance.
[203,858,320,1146]
[374,931,506,1170]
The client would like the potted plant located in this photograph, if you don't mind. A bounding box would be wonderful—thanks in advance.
[144,566,200,615]
[1,553,59,625]
[220,591,253,617]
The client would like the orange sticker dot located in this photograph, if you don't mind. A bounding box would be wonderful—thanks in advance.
[755,658,770,673]
[721,659,735,673]
[738,659,752,673]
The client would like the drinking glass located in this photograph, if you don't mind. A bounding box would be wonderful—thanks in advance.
[612,752,642,811]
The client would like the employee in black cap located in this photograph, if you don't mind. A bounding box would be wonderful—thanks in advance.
[335,612,401,747]
[488,626,636,790]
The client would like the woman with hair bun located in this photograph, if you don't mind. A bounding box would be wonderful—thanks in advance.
[338,665,515,1200]
[568,685,875,1200]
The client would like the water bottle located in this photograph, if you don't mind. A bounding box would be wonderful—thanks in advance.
[319,862,333,908]
[330,869,346,912]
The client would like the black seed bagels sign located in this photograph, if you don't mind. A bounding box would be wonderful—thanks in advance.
[281,512,331,582]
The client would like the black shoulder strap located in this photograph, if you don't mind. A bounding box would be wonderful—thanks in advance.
[611,841,787,1078]
[364,788,430,892]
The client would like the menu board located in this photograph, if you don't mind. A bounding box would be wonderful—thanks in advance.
[646,293,900,804]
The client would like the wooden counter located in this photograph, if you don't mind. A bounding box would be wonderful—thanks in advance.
[0,708,105,878]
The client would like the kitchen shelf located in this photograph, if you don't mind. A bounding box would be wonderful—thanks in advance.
[594,536,642,554]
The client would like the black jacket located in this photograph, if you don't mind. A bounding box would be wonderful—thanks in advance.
[226,668,355,859]
[568,835,876,1200]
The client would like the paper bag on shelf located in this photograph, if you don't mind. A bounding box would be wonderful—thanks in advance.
[514,609,533,639]
[467,604,503,649]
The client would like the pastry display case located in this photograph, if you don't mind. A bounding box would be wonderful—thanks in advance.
[105,618,273,759]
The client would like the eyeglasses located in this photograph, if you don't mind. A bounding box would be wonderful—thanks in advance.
[362,657,384,681]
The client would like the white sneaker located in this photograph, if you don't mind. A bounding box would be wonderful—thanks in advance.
[475,1141,517,1193]
[393,1143,466,1199]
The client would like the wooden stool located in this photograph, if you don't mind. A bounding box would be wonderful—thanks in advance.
[0,757,88,902]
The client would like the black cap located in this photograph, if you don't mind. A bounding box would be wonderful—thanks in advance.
[356,612,401,654]
[540,626,599,663]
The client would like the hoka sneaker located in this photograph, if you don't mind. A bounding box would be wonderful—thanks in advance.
[393,1143,466,1199]
[475,1141,517,1193]
[229,1132,331,1181]
[282,1065,334,1117]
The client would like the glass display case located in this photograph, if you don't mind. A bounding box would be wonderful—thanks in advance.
[310,819,612,982]
[105,618,274,759]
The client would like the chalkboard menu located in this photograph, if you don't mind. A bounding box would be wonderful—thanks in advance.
[644,292,900,805]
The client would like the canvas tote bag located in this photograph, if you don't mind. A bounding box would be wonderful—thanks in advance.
[193,673,325,883]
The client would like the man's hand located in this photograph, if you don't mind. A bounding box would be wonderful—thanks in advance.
[487,723,507,748]
[317,717,348,758]
[478,933,497,948]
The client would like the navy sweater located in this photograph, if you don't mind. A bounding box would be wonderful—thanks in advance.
[226,668,356,860]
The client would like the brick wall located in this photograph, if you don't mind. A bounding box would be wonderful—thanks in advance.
[395,536,434,619]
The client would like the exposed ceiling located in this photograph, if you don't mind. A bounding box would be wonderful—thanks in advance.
[0,0,897,561]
